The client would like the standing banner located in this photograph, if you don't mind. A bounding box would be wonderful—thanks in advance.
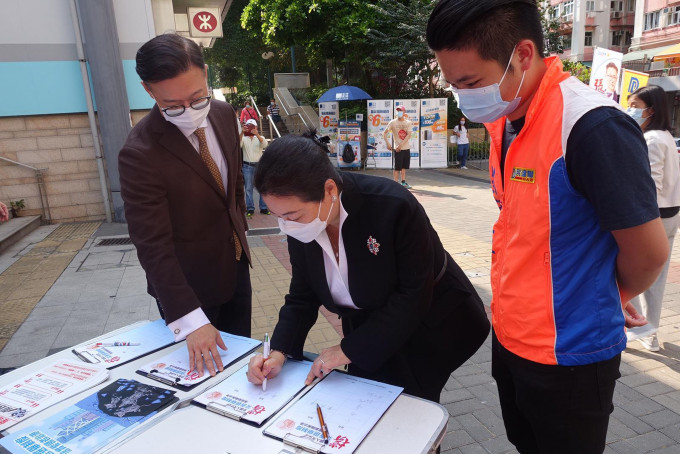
[589,47,623,101]
[619,69,649,109]
[367,100,395,169]
[318,102,340,159]
[395,100,421,168]
[420,98,448,168]
[337,121,362,168]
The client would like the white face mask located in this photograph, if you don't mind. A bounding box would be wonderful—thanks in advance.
[162,102,211,130]
[278,195,336,243]
[452,45,525,123]
[626,107,649,126]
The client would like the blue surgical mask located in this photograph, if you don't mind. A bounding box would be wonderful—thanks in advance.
[626,107,649,126]
[452,46,525,123]
[397,111,404,118]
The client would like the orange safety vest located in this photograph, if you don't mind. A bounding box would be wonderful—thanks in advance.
[486,57,626,366]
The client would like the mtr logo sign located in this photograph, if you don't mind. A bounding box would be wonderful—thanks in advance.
[188,8,223,38]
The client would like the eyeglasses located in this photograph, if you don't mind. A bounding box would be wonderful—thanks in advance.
[161,95,211,117]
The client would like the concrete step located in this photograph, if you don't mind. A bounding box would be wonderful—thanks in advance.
[0,215,41,254]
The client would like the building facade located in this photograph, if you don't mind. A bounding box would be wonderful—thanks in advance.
[0,0,229,223]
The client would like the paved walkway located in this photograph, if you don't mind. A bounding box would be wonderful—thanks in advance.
[1,168,680,453]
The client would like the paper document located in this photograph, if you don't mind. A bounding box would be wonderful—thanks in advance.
[136,332,261,389]
[193,360,312,425]
[264,372,403,453]
[71,319,175,368]
[0,361,108,431]
[0,378,177,454]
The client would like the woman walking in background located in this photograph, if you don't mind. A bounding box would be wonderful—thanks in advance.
[626,84,680,351]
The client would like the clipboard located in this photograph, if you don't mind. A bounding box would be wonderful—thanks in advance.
[71,319,176,369]
[135,332,261,391]
[192,360,314,427]
[262,371,403,454]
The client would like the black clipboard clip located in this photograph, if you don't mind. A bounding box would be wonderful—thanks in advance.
[280,433,323,454]
[206,402,247,421]
[71,349,99,364]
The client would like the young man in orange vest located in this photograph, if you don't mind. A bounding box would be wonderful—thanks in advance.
[427,1,668,452]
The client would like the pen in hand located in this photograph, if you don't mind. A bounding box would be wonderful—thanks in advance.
[262,333,270,391]
[317,403,329,444]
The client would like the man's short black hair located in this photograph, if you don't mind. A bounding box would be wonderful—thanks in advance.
[427,0,544,69]
[135,34,205,83]
[631,84,672,132]
[255,130,342,202]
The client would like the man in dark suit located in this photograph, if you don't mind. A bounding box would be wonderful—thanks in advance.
[119,34,251,377]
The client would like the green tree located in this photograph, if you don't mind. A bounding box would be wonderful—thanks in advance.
[561,60,591,84]
[538,0,564,56]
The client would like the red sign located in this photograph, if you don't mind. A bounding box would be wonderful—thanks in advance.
[192,11,218,33]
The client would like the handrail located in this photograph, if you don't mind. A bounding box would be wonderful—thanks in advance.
[0,156,51,224]
[268,114,281,139]
[249,95,264,135]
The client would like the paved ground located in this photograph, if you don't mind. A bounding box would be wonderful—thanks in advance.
[1,168,680,453]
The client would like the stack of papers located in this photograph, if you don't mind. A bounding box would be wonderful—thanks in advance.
[0,378,178,454]
[0,361,108,430]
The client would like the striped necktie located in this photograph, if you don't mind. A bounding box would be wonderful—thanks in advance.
[193,127,243,261]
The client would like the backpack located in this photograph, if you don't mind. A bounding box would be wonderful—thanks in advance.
[342,143,355,163]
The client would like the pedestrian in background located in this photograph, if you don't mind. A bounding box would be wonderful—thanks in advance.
[626,84,680,352]
[267,98,281,124]
[427,0,667,452]
[119,34,251,379]
[453,116,469,169]
[383,105,413,189]
[241,118,269,217]
[240,100,259,125]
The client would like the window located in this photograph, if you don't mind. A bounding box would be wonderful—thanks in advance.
[586,0,595,11]
[561,34,572,49]
[612,30,632,46]
[562,0,574,16]
[627,0,635,12]
[611,0,623,11]
[584,31,593,46]
[668,6,680,26]
[549,5,559,20]
[644,11,660,30]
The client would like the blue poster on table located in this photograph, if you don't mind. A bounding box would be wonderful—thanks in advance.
[0,379,177,454]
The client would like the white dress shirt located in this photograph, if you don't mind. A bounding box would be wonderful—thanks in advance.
[315,198,360,310]
[164,116,227,341]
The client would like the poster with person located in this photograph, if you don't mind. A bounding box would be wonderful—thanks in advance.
[367,100,395,169]
[420,98,448,168]
[394,100,421,169]
[318,102,339,158]
[589,47,623,102]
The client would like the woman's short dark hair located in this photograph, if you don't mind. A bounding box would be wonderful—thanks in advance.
[631,84,672,132]
[427,0,544,69]
[136,34,205,83]
[255,130,343,202]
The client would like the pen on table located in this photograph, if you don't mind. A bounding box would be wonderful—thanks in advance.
[262,333,270,391]
[317,403,329,444]
[94,342,140,347]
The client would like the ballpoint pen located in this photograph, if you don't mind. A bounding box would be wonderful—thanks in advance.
[317,404,329,444]
[94,342,140,347]
[262,333,270,391]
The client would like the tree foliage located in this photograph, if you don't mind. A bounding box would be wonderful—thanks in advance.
[538,0,564,56]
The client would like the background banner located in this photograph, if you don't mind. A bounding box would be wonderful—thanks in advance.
[619,69,649,109]
[318,102,340,159]
[367,99,395,169]
[337,120,362,168]
[395,99,421,168]
[589,47,623,102]
[420,98,448,168]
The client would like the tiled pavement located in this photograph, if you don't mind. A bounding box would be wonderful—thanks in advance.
[1,168,680,453]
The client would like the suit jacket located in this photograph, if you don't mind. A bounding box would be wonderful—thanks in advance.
[119,101,250,323]
[271,173,490,399]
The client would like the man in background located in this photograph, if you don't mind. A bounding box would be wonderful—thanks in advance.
[241,119,269,217]
[384,105,413,188]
